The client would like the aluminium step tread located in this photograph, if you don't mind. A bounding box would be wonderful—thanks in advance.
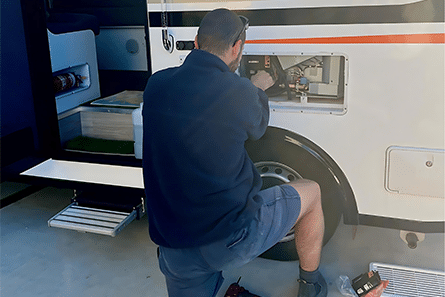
[48,203,137,237]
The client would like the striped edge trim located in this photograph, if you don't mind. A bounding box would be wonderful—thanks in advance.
[246,33,445,44]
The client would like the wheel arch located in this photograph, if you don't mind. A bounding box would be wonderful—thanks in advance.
[248,126,359,226]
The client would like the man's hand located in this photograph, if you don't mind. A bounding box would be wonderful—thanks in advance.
[251,70,275,91]
[363,280,390,297]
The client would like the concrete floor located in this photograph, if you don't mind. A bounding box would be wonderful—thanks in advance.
[1,186,444,297]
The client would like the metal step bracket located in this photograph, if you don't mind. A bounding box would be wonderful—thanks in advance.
[48,203,138,237]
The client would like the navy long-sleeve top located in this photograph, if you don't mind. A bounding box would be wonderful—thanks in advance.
[142,49,269,248]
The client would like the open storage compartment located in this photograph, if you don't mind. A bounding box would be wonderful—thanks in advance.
[240,54,348,114]
[59,106,135,156]
[57,91,143,158]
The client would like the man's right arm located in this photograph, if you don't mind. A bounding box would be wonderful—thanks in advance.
[240,78,270,141]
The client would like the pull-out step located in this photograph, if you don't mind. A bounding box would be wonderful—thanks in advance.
[48,203,137,237]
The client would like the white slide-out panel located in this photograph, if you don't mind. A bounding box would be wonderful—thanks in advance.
[21,159,144,189]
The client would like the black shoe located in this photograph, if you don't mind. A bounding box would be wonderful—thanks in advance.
[297,274,328,297]
[224,282,261,297]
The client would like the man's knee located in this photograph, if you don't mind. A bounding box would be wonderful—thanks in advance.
[287,179,321,216]
[288,179,320,199]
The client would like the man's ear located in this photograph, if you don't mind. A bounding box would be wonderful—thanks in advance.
[231,39,243,57]
[194,35,199,49]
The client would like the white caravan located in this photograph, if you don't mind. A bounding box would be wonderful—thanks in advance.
[13,0,443,259]
[145,0,444,244]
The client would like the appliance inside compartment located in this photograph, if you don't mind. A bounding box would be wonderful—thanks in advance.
[239,54,347,113]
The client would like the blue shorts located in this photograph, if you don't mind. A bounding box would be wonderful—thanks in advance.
[158,184,301,297]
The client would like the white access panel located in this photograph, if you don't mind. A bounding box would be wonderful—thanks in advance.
[386,147,445,198]
[21,159,144,189]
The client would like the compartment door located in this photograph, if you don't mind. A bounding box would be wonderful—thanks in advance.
[386,147,445,198]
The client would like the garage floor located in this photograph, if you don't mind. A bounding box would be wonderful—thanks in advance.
[1,186,444,297]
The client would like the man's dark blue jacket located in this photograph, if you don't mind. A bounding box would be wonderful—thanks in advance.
[142,49,269,248]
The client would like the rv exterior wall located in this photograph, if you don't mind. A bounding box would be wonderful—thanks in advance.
[147,0,445,224]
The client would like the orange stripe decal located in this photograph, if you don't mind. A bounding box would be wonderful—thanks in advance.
[246,33,445,44]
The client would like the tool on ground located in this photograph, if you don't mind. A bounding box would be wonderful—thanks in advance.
[225,277,261,297]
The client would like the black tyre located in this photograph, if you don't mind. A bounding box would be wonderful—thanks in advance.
[245,127,345,261]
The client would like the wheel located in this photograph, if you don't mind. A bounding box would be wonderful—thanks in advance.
[245,127,344,261]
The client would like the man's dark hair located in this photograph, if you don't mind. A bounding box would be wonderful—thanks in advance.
[197,8,246,56]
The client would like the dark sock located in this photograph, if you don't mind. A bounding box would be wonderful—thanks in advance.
[299,266,321,284]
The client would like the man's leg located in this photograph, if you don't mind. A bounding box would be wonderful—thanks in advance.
[288,179,327,297]
[158,246,224,297]
[289,179,324,271]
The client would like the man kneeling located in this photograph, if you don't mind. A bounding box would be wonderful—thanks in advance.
[142,8,327,297]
